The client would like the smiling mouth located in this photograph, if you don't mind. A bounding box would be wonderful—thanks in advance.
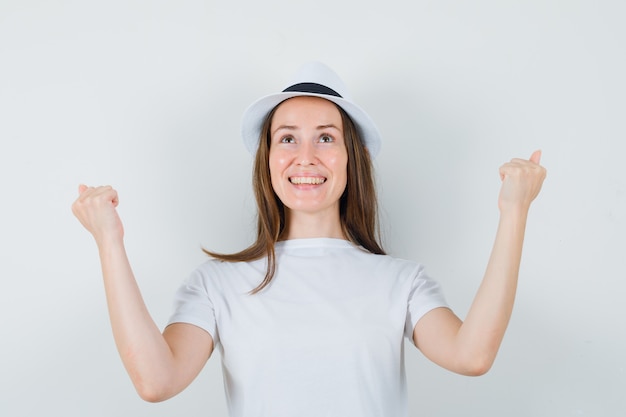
[289,176,326,185]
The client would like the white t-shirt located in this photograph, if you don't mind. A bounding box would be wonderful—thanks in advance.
[168,238,448,417]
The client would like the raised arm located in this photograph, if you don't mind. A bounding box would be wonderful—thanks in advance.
[72,185,213,401]
[413,151,547,376]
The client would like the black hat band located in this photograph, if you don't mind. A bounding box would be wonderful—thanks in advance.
[282,82,342,98]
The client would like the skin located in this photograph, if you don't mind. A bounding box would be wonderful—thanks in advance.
[72,185,212,402]
[72,96,546,401]
[414,152,546,375]
[269,97,348,239]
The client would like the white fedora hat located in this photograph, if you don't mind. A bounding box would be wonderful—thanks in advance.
[241,62,382,157]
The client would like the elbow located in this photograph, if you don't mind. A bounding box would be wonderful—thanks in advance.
[136,386,166,403]
[456,353,495,377]
[462,360,492,377]
[120,348,181,402]
[133,378,173,403]
[138,389,167,404]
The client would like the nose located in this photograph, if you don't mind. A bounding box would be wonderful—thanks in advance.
[297,140,317,165]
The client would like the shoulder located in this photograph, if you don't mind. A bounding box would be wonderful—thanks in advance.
[186,258,266,293]
[329,245,431,290]
[355,248,425,276]
[194,257,264,275]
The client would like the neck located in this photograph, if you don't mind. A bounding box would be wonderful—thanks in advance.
[281,209,345,240]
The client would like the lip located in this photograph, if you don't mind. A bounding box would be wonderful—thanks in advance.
[288,175,327,185]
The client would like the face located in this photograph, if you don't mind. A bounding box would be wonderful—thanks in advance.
[269,96,348,218]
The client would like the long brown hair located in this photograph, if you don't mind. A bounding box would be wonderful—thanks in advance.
[204,100,385,293]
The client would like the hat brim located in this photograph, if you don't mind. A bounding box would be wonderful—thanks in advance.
[241,92,381,157]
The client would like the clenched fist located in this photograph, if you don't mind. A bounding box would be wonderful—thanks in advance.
[498,150,547,212]
[72,185,124,245]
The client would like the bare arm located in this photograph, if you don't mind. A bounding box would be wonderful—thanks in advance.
[413,151,546,376]
[72,185,213,401]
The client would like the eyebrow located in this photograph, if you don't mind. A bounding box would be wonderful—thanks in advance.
[271,124,341,136]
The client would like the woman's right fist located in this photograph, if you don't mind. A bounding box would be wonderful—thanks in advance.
[72,185,124,244]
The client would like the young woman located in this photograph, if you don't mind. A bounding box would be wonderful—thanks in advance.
[72,62,546,417]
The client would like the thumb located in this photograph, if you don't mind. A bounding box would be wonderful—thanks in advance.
[529,149,542,164]
[78,184,88,194]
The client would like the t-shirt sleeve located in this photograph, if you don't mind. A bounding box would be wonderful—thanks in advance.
[404,264,449,342]
[167,266,219,343]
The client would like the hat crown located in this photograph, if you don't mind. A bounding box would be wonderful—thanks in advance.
[284,62,353,101]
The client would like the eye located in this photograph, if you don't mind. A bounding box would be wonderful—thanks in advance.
[319,134,334,143]
[280,136,295,144]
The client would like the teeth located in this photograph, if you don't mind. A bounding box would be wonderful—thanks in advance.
[290,177,326,185]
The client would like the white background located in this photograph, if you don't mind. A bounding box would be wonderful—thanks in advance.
[1,1,624,416]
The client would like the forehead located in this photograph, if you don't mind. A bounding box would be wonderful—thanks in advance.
[271,96,342,126]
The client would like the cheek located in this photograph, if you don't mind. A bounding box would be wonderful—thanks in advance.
[268,152,288,185]
[330,152,349,182]
[269,146,289,166]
